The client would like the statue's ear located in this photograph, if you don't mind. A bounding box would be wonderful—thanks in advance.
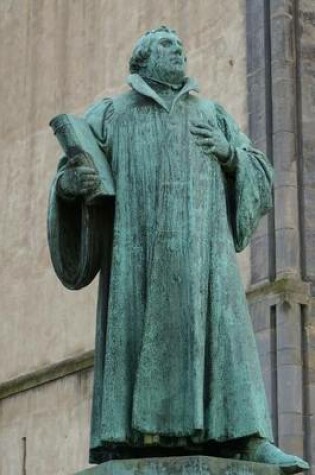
[130,39,152,76]
[136,55,149,74]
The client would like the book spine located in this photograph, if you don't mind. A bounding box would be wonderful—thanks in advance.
[50,114,82,158]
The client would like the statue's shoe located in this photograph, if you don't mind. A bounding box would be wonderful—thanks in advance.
[240,439,309,474]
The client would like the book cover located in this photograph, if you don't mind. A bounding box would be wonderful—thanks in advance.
[50,113,115,204]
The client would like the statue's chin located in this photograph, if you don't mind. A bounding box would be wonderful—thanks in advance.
[159,67,185,85]
[143,62,186,86]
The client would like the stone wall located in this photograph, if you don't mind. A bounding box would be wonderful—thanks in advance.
[0,368,93,475]
[0,1,249,473]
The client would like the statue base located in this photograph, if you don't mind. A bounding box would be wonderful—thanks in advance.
[76,455,281,474]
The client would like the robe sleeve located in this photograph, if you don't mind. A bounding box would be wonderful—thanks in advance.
[47,98,114,290]
[215,103,274,253]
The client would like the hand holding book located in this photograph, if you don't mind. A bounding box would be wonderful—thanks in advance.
[50,114,115,204]
[57,153,102,199]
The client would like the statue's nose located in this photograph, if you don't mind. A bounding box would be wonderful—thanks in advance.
[173,45,182,55]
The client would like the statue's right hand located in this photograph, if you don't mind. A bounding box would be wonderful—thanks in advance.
[58,155,101,198]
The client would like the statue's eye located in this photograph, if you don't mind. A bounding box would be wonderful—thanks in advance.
[159,39,172,47]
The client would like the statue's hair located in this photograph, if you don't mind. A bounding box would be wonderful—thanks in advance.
[129,26,181,74]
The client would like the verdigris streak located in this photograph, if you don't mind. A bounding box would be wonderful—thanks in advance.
[48,26,309,473]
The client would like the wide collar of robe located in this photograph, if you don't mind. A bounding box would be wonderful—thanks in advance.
[127,73,200,113]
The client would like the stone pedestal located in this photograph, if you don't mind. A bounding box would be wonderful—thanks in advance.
[76,456,281,474]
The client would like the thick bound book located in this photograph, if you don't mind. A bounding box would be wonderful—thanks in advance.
[50,113,115,204]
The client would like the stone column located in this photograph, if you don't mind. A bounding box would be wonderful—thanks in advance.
[246,0,315,470]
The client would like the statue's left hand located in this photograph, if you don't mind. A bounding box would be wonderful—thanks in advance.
[190,122,231,163]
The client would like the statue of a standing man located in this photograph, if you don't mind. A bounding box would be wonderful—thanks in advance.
[48,26,309,473]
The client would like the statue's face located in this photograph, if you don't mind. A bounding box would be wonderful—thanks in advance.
[144,31,186,84]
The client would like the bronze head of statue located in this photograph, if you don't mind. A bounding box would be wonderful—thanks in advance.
[129,26,187,85]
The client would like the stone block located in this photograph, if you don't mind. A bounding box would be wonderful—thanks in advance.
[250,301,271,333]
[247,24,265,74]
[247,70,267,143]
[76,456,281,475]
[277,364,303,414]
[275,228,299,275]
[271,79,296,134]
[250,232,271,284]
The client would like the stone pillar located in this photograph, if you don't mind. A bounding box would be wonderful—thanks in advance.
[246,0,315,470]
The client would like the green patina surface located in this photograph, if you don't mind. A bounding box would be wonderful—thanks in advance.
[76,456,281,475]
[48,27,275,465]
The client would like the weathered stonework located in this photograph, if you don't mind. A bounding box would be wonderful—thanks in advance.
[246,0,315,470]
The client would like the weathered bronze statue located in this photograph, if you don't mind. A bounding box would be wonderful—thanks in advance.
[48,26,309,473]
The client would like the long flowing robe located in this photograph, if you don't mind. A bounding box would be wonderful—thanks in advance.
[48,74,274,463]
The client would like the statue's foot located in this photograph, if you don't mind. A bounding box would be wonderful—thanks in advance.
[240,438,309,474]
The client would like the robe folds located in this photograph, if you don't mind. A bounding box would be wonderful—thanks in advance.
[48,74,274,463]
